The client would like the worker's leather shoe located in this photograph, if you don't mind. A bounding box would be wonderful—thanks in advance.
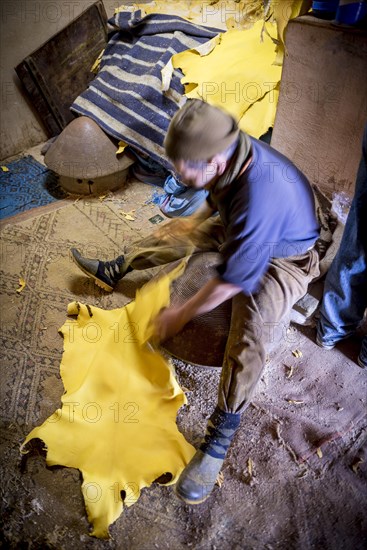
[174,449,224,505]
[357,354,367,368]
[70,248,125,292]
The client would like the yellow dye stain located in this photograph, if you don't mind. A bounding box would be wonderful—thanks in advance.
[21,262,195,538]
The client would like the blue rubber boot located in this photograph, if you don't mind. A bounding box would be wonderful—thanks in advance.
[175,407,240,504]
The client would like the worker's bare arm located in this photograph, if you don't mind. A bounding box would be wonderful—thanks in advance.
[154,277,241,342]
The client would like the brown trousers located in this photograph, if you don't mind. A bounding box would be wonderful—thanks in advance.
[124,216,320,414]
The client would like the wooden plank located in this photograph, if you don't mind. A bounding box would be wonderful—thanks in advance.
[15,0,108,137]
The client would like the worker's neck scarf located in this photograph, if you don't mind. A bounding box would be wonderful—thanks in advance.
[209,131,252,204]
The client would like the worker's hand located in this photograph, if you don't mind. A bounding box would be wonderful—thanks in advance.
[152,306,187,343]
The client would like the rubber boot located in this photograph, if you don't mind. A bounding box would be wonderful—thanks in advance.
[175,406,241,504]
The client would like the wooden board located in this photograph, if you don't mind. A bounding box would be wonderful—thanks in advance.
[15,0,108,137]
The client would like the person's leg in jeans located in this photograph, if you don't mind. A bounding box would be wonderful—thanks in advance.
[175,249,320,503]
[317,125,367,366]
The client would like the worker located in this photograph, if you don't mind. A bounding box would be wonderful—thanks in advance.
[71,100,320,504]
[317,124,367,367]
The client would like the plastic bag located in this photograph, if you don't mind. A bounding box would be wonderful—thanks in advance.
[331,191,352,224]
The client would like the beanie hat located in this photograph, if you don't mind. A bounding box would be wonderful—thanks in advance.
[164,100,241,161]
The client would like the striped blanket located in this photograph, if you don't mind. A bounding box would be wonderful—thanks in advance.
[71,11,220,169]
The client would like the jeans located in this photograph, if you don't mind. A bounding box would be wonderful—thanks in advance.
[160,175,208,218]
[128,148,209,217]
[317,125,367,364]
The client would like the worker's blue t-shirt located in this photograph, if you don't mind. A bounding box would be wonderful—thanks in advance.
[210,137,320,295]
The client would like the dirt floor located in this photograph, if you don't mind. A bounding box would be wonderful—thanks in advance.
[2,344,367,550]
[0,150,366,549]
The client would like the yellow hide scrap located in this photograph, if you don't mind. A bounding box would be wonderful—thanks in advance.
[172,21,282,138]
[21,263,195,538]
